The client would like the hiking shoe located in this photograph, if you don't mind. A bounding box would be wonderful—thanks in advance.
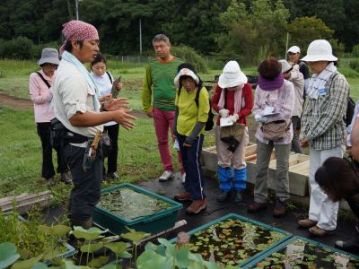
[60,171,72,184]
[46,177,56,186]
[247,201,267,213]
[159,170,173,182]
[309,225,332,237]
[234,191,243,203]
[186,199,207,215]
[297,218,317,228]
[217,191,230,202]
[335,237,359,251]
[107,172,119,180]
[273,199,286,218]
[174,192,192,202]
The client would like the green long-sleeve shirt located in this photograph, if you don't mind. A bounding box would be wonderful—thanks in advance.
[142,58,183,112]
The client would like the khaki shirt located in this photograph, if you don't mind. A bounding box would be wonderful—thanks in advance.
[52,60,103,138]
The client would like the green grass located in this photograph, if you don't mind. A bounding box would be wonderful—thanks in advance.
[0,105,215,198]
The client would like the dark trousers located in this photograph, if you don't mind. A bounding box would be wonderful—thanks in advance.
[37,122,65,179]
[104,124,119,174]
[63,143,102,221]
[291,116,303,153]
[177,134,205,200]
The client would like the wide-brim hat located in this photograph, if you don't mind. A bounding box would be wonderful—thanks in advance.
[301,39,337,62]
[38,48,60,66]
[174,67,200,88]
[218,60,247,88]
[278,59,292,73]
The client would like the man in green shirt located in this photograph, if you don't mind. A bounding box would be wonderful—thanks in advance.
[142,34,184,182]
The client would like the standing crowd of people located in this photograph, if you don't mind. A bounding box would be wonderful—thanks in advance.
[28,19,359,253]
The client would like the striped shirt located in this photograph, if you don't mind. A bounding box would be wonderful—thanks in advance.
[300,72,349,150]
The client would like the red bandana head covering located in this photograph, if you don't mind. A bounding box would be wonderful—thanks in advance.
[62,20,99,41]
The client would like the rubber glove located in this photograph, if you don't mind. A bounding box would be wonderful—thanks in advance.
[219,109,229,118]
[229,114,239,123]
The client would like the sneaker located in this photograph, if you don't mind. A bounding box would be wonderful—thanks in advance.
[107,172,119,180]
[234,191,243,203]
[217,191,230,202]
[174,192,192,202]
[335,237,359,251]
[297,218,317,228]
[159,170,173,182]
[186,199,207,215]
[46,177,56,186]
[181,173,186,184]
[309,225,332,237]
[273,199,286,218]
[247,201,267,213]
[60,171,72,184]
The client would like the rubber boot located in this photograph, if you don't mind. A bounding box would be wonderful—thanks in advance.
[234,167,247,202]
[217,166,232,202]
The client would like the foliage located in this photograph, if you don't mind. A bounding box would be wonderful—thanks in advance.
[217,0,290,65]
[171,46,208,73]
[352,44,359,57]
[136,238,237,269]
[0,211,71,261]
[0,37,35,59]
[349,60,359,73]
[287,17,334,53]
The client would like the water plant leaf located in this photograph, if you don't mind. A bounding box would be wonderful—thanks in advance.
[88,256,109,268]
[121,228,150,244]
[11,255,42,269]
[104,242,130,255]
[99,263,120,269]
[174,247,190,268]
[80,243,104,253]
[38,225,71,237]
[31,262,48,269]
[136,250,172,269]
[0,242,20,269]
[72,226,104,241]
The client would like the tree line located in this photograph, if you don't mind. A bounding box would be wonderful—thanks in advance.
[1,0,358,63]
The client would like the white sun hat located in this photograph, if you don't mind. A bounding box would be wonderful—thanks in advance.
[38,48,60,66]
[218,60,248,88]
[301,39,338,62]
[287,45,301,54]
[174,67,200,88]
[278,59,292,73]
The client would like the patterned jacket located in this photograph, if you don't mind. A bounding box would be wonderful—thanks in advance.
[300,72,349,150]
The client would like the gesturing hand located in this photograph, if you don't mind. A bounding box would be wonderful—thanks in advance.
[104,97,130,111]
[112,108,136,130]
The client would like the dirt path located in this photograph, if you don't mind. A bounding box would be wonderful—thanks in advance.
[0,92,147,118]
[0,92,33,110]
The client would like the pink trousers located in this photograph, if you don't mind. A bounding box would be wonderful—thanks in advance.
[153,108,183,173]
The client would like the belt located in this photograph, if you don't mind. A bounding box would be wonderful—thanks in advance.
[64,131,89,143]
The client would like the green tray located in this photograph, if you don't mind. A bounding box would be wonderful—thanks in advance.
[243,235,359,268]
[170,213,292,267]
[93,183,182,234]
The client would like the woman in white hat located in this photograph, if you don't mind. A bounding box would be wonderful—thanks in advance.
[29,48,71,184]
[298,39,350,236]
[173,63,209,215]
[211,60,253,203]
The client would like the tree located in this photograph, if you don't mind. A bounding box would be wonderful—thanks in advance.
[217,0,290,65]
[287,17,334,53]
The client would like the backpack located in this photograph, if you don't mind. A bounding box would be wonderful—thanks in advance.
[345,96,356,127]
[178,87,214,131]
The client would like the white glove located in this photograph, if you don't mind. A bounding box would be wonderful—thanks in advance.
[219,109,229,118]
[229,114,239,123]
